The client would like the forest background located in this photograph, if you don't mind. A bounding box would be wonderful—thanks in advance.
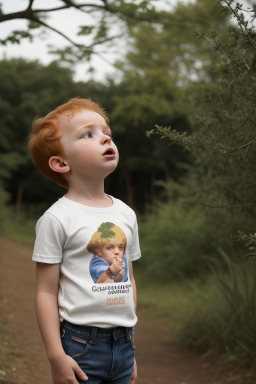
[1,0,256,373]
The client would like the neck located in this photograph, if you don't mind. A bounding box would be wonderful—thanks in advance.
[65,178,112,207]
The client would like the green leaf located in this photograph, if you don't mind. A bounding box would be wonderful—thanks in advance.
[98,222,116,239]
[77,26,94,36]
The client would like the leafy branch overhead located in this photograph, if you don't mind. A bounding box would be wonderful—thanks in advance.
[148,1,256,157]
[0,0,223,63]
[0,0,169,62]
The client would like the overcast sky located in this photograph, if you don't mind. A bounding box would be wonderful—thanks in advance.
[0,0,187,82]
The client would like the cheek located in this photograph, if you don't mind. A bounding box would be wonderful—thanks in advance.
[113,144,119,159]
[116,149,119,162]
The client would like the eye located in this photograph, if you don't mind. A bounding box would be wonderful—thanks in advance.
[105,132,112,139]
[82,132,94,139]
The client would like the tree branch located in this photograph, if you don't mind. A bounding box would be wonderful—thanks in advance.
[27,0,35,11]
[0,10,32,23]
[29,16,85,48]
[221,140,256,154]
[32,3,106,15]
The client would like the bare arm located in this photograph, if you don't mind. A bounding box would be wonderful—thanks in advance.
[35,262,88,383]
[128,261,138,384]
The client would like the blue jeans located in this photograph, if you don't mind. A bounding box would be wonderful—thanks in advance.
[60,320,135,384]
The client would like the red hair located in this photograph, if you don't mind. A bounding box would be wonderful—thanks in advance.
[28,98,109,188]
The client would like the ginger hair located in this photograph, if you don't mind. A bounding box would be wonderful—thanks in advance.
[87,223,127,255]
[28,98,109,188]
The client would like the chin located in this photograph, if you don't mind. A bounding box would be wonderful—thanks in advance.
[105,162,118,177]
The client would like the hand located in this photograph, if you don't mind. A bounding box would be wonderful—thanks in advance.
[110,257,124,274]
[50,353,88,384]
[130,358,137,384]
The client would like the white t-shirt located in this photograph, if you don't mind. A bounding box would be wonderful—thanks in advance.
[32,196,141,328]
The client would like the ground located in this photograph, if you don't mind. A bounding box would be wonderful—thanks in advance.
[0,236,255,384]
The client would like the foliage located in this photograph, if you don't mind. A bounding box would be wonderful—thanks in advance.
[236,231,256,259]
[138,181,230,281]
[0,182,35,243]
[0,58,83,215]
[110,0,231,208]
[0,0,167,64]
[149,1,256,220]
[178,251,256,369]
[135,0,256,369]
[136,250,256,370]
[0,57,191,216]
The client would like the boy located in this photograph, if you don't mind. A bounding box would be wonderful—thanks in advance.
[28,98,141,384]
[88,222,128,284]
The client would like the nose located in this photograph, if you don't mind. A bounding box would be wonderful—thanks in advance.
[114,247,120,255]
[101,134,111,145]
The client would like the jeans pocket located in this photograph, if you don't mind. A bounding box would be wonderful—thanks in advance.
[61,329,91,360]
[70,335,91,360]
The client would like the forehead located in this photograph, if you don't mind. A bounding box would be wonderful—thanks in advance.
[59,108,107,134]
[103,239,124,246]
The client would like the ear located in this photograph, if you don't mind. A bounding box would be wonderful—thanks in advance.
[49,156,70,174]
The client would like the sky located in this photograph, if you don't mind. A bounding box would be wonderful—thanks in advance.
[0,0,185,82]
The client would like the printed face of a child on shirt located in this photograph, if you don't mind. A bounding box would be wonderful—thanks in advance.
[97,239,125,275]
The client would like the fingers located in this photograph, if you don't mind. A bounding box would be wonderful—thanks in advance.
[72,361,88,382]
[130,359,137,384]
[114,257,125,268]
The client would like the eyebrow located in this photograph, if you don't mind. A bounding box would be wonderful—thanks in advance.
[79,123,111,130]
[77,123,111,135]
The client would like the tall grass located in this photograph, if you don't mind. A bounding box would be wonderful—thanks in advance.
[178,251,256,368]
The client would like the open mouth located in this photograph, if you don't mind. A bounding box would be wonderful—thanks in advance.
[103,148,115,156]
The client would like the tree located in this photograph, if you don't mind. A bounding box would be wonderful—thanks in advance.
[0,58,89,215]
[0,0,168,65]
[148,0,256,228]
[107,0,230,208]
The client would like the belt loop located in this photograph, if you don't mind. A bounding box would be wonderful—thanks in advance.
[90,327,97,345]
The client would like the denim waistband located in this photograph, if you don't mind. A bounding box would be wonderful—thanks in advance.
[61,320,133,344]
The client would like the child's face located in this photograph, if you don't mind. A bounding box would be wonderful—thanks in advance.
[98,240,125,265]
[59,109,119,181]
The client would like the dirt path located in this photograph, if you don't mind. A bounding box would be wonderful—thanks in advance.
[0,236,255,384]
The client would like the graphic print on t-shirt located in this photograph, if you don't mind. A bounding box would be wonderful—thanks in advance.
[88,222,129,284]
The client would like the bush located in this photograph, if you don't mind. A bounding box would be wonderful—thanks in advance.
[138,181,231,281]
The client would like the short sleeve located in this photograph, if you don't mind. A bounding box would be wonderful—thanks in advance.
[126,216,141,262]
[89,257,111,283]
[32,213,66,263]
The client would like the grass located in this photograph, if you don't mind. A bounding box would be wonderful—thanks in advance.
[137,277,194,328]
[136,252,256,372]
[177,253,256,369]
